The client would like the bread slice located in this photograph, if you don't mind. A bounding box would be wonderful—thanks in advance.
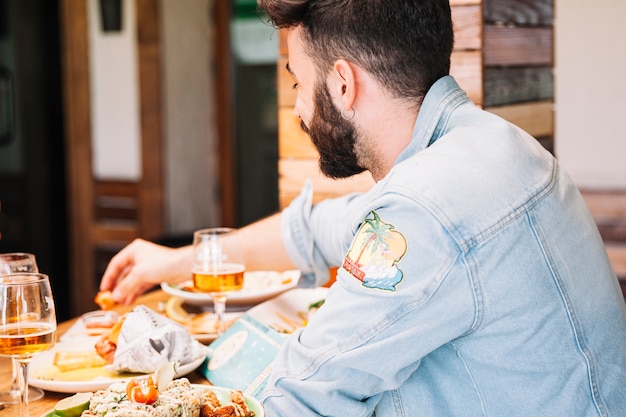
[53,350,108,371]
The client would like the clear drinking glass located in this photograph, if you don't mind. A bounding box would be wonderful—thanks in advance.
[0,253,45,404]
[0,253,38,275]
[0,273,57,417]
[192,228,245,335]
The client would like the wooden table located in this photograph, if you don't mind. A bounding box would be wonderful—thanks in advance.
[0,290,212,417]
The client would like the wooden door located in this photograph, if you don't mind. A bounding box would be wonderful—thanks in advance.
[59,0,164,316]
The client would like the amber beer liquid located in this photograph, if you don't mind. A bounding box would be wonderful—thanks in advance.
[0,323,56,357]
[193,263,245,293]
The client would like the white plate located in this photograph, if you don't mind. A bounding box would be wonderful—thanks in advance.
[41,384,264,417]
[29,339,205,393]
[161,270,300,306]
[246,287,329,333]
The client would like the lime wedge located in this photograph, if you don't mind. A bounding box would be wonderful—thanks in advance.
[54,392,92,417]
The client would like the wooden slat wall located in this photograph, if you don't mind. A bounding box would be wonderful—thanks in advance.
[482,0,554,153]
[450,0,483,106]
[487,100,553,138]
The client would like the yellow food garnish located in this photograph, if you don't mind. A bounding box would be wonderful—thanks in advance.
[165,296,191,324]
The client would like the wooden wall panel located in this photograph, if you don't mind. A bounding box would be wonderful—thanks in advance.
[451,5,482,50]
[450,51,483,106]
[483,0,553,26]
[485,100,554,138]
[278,57,295,108]
[483,25,553,66]
[60,0,95,316]
[278,108,317,159]
[136,0,164,241]
[483,67,553,107]
[279,28,288,56]
[278,160,374,208]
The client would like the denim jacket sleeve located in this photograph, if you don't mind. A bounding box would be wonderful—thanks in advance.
[265,192,478,416]
[281,179,372,288]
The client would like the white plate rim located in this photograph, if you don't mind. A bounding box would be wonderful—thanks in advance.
[39,383,264,417]
[160,270,300,306]
[29,342,206,393]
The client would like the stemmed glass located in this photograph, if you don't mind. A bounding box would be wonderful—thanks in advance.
[0,273,57,417]
[192,228,245,335]
[0,253,45,404]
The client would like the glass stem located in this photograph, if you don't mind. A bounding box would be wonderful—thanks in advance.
[12,358,20,391]
[212,293,228,335]
[15,358,30,417]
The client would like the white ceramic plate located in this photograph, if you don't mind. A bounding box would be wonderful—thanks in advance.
[29,339,205,393]
[161,270,300,307]
[246,287,329,334]
[40,384,264,417]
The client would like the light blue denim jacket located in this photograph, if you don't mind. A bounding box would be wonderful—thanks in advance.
[262,76,626,416]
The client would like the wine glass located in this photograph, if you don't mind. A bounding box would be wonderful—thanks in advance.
[0,273,56,417]
[0,252,38,275]
[192,228,245,335]
[0,253,46,404]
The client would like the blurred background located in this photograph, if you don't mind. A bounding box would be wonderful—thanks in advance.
[0,0,624,321]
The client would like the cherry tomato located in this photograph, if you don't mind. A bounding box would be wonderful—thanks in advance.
[126,376,158,404]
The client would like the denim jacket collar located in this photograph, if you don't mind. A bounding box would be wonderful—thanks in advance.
[395,75,470,166]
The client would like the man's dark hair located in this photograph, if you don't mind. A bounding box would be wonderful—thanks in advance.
[258,0,454,103]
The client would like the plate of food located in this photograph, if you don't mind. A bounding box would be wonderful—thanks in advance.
[161,270,301,306]
[29,337,206,393]
[246,287,329,334]
[162,296,243,343]
[41,376,263,417]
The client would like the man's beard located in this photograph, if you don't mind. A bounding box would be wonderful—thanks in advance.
[300,82,366,179]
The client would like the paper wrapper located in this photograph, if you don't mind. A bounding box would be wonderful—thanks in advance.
[109,305,211,374]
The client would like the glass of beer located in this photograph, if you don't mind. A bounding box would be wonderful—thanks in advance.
[0,273,57,417]
[192,228,245,335]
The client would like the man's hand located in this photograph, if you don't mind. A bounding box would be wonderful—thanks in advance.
[99,238,192,305]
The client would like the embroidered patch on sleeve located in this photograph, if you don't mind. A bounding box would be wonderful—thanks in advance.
[342,211,408,291]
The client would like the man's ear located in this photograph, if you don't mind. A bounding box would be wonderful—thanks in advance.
[332,59,357,110]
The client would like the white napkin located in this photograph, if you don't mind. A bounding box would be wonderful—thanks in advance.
[109,305,210,374]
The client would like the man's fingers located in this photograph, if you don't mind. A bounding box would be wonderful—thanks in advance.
[113,274,151,305]
[100,243,137,290]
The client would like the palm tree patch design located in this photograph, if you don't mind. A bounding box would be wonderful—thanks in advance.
[342,211,408,291]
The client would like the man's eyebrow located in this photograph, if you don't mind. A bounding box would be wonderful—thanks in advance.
[286,62,295,76]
